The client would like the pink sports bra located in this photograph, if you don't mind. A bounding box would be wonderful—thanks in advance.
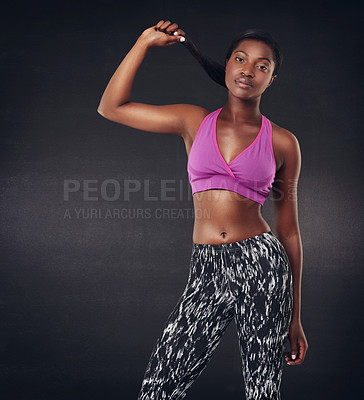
[187,107,276,206]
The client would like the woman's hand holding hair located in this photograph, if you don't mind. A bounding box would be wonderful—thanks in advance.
[139,19,186,49]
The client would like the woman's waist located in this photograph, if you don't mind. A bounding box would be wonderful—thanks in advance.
[191,189,270,244]
[192,192,263,221]
[192,214,270,245]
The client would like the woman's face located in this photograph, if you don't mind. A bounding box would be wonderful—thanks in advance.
[225,39,277,100]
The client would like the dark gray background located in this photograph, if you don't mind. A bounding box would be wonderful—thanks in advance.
[1,0,363,399]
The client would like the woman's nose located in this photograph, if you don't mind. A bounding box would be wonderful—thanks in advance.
[241,65,254,77]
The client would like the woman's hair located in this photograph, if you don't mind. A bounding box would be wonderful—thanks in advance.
[182,29,283,89]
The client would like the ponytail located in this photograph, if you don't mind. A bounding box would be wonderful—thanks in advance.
[181,37,227,89]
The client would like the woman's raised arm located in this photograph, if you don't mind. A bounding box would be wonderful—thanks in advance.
[97,20,206,137]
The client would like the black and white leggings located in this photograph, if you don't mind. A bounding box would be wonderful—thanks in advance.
[137,231,293,400]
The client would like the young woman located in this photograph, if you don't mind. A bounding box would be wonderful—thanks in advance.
[97,19,308,400]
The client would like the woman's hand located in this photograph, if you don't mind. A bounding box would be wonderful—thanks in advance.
[138,19,186,49]
[285,319,308,365]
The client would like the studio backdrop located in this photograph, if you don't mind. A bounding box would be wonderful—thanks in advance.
[1,0,362,399]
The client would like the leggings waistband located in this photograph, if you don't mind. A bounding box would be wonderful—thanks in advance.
[192,231,275,253]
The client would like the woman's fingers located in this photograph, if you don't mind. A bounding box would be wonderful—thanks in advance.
[155,20,166,29]
[174,28,186,37]
[159,20,173,30]
[154,20,171,31]
[155,20,185,37]
[284,337,308,365]
[165,23,179,34]
[150,20,186,46]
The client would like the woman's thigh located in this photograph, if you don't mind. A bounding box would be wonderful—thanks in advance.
[137,246,235,400]
[228,233,293,399]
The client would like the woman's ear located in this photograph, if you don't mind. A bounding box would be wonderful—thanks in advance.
[267,74,277,87]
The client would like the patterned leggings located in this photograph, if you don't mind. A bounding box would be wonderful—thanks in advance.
[137,231,293,400]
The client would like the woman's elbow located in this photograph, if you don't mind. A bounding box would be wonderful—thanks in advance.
[274,223,300,240]
[96,105,117,120]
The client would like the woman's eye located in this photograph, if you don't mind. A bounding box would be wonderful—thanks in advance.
[258,65,268,71]
[235,57,244,62]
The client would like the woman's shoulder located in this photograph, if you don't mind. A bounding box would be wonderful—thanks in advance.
[270,119,300,148]
[178,104,211,142]
[269,120,301,171]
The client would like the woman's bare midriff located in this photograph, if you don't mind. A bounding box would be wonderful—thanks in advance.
[192,189,271,245]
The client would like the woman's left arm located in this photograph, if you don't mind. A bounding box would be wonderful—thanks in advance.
[272,128,308,366]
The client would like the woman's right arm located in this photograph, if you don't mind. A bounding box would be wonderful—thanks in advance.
[97,20,208,138]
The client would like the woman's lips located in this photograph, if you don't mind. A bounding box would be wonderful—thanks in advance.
[235,79,253,88]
